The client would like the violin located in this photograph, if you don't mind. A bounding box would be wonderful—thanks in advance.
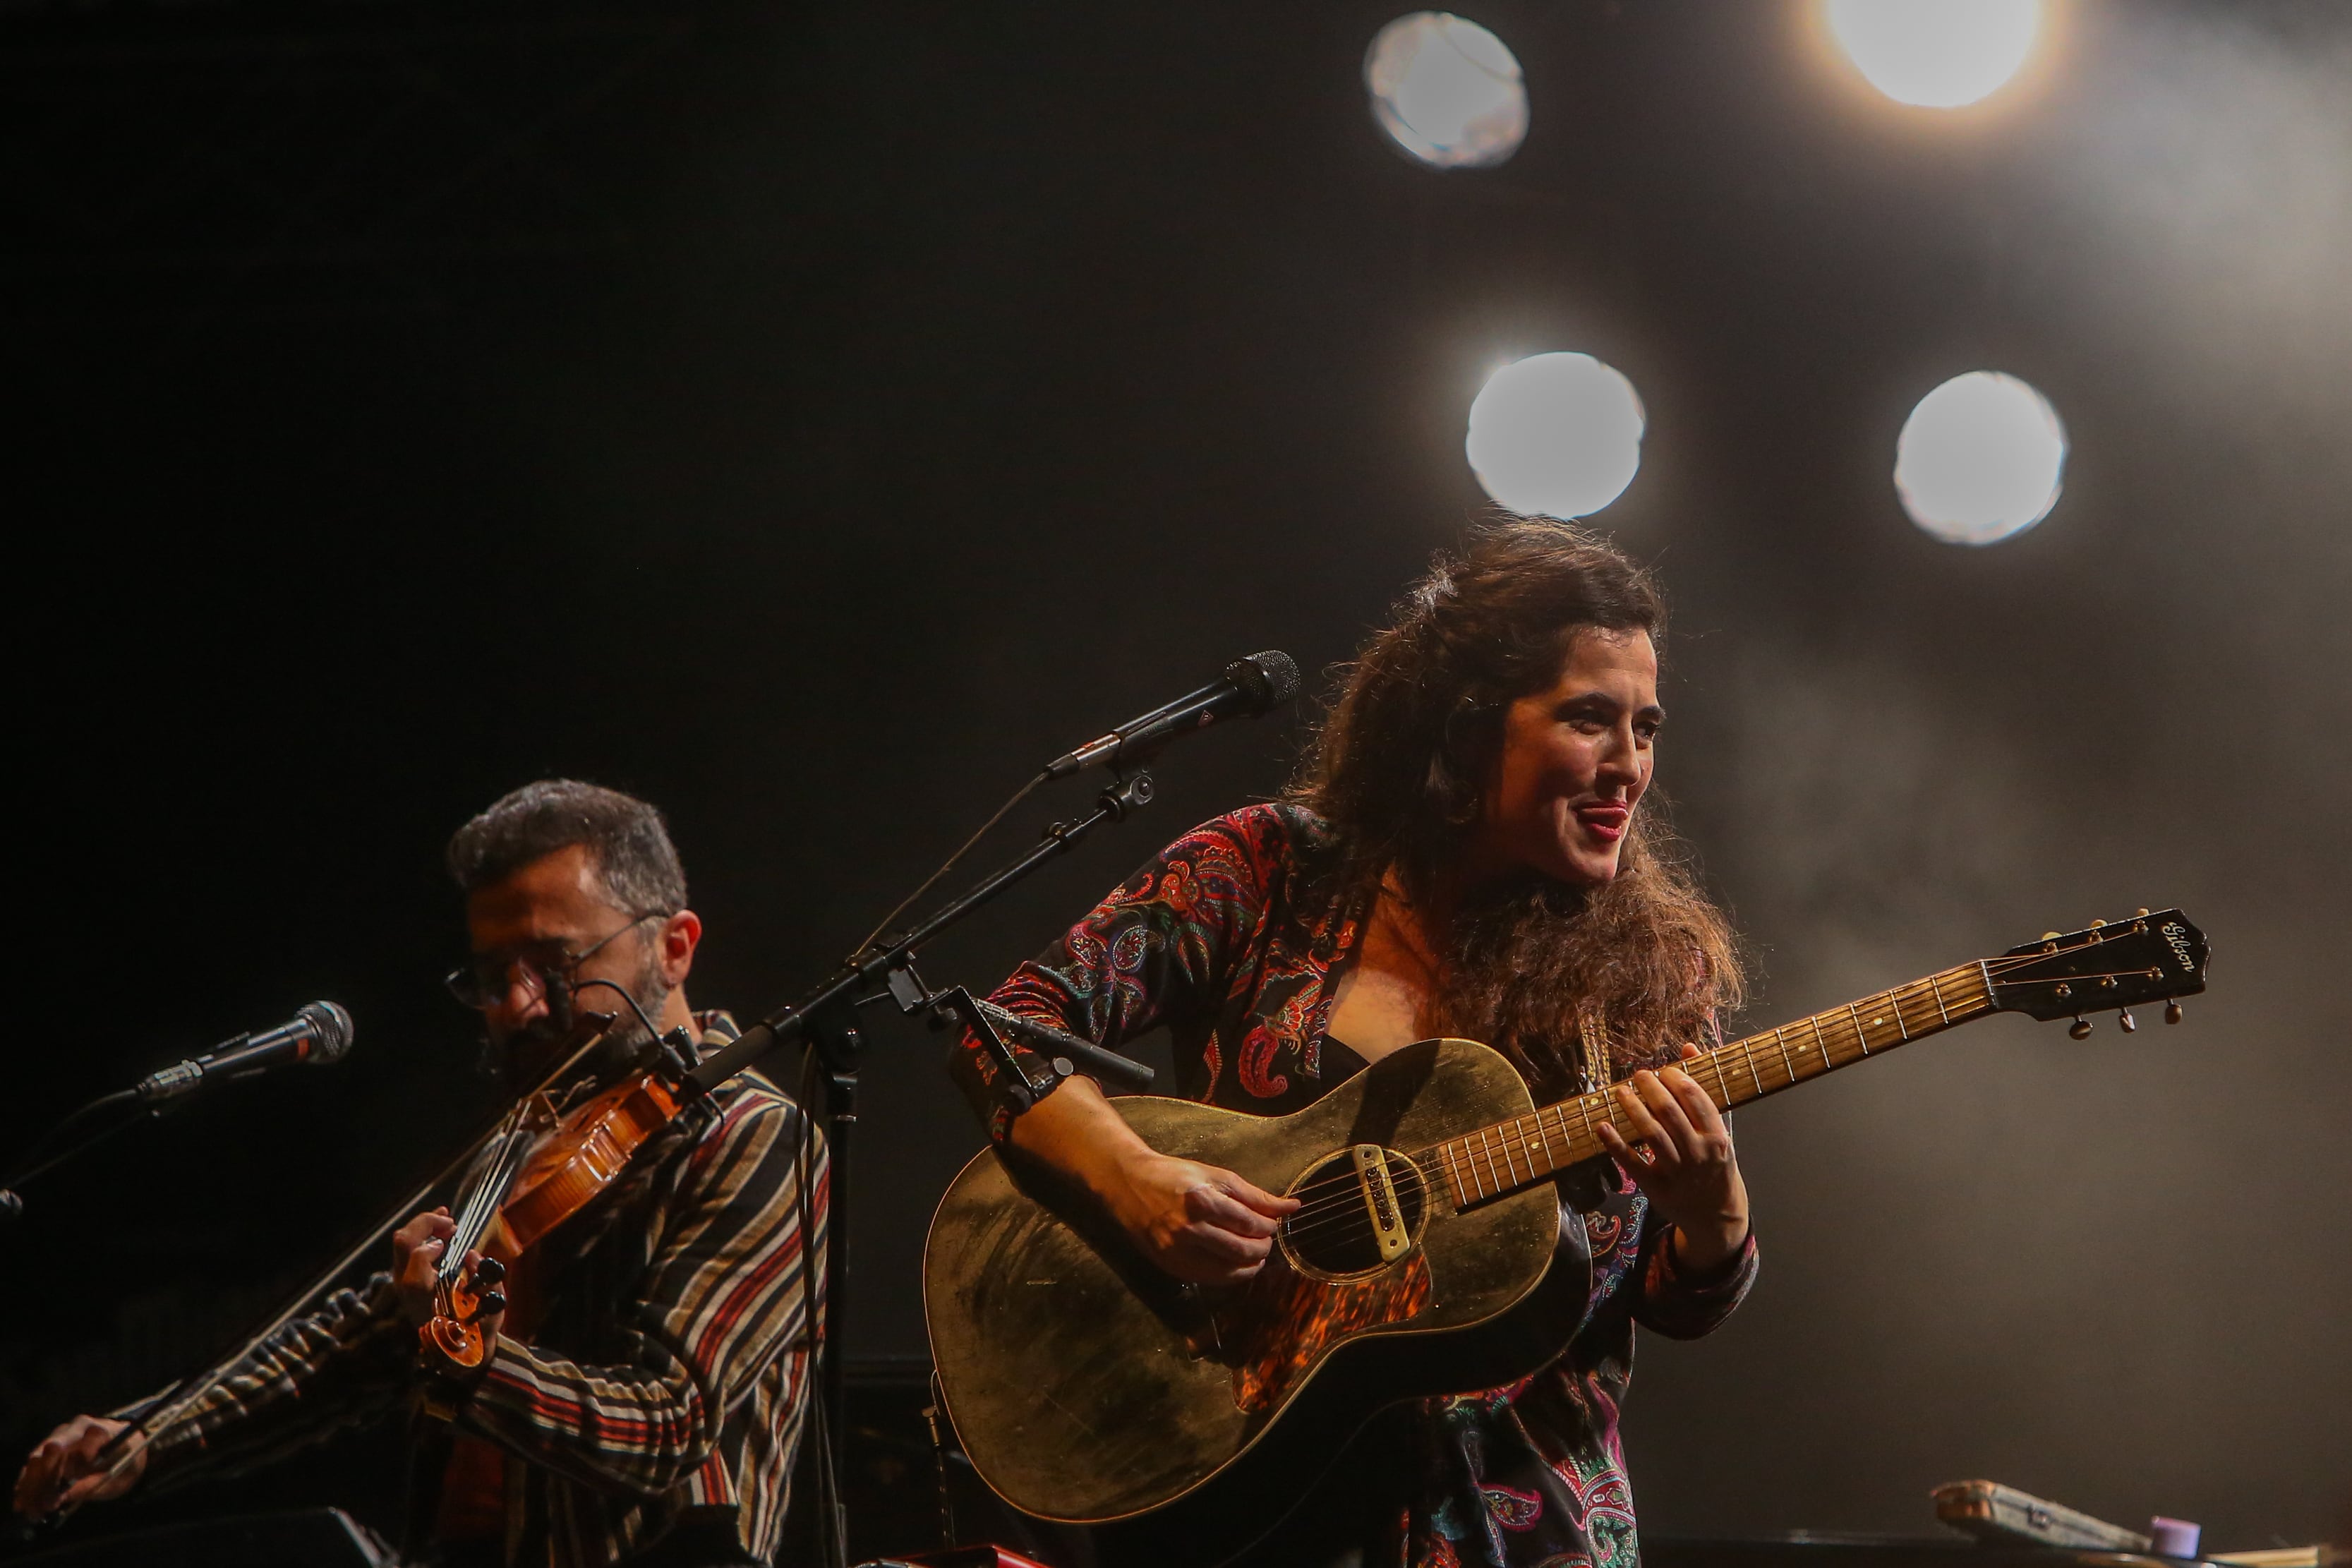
[418,1027,703,1370]
[31,1008,713,1528]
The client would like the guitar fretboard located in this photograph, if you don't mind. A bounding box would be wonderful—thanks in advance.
[1428,959,1996,1210]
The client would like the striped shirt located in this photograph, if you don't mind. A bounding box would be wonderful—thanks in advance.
[131,1012,827,1567]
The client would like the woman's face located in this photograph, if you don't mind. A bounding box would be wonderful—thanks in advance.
[1466,629,1660,888]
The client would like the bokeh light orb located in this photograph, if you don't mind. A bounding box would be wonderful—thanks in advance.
[1825,0,2040,109]
[1465,352,1646,519]
[1894,371,2068,545]
[1364,13,1528,169]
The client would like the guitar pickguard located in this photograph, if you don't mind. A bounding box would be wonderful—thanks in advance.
[1225,1250,1433,1413]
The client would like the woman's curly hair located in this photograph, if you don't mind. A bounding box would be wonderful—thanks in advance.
[1290,518,1744,1094]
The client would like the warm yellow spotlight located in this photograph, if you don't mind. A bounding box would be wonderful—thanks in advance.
[1895,371,2067,545]
[1826,0,2041,109]
[1465,352,1646,519]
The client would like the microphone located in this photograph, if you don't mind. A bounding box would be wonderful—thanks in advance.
[134,1001,355,1104]
[1044,651,1302,781]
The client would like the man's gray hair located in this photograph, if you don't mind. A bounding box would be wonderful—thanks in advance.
[447,779,688,917]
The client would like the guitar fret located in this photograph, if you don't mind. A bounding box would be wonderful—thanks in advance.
[1440,957,2015,1213]
[1846,1000,1872,1056]
[1451,1138,1478,1202]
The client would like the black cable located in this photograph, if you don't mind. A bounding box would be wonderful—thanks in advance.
[567,977,668,1054]
[0,1088,145,1193]
[850,771,1046,958]
[795,1039,848,1568]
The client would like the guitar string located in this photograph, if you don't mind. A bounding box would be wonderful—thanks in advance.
[1276,966,1982,1236]
[1274,951,2134,1246]
[1271,948,2168,1248]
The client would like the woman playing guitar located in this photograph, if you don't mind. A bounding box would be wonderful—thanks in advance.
[951,519,1756,1568]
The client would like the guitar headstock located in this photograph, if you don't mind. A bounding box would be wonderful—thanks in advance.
[1986,909,2209,1033]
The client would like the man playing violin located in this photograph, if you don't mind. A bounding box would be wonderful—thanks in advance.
[14,780,827,1568]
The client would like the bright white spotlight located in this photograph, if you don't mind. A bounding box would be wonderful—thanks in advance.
[1465,352,1646,519]
[1364,13,1528,169]
[1826,0,2040,109]
[1894,371,2067,545]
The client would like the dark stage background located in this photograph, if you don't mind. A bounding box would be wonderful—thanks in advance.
[5,0,2347,1555]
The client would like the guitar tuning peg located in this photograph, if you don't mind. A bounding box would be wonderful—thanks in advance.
[2135,907,2150,917]
[2089,918,2106,929]
[2069,1018,2094,1040]
[2118,1009,2137,1033]
[2164,999,2184,1025]
[2041,931,2061,941]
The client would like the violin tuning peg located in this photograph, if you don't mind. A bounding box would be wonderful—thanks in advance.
[473,1257,507,1286]
[2164,999,2184,1025]
[2068,1018,2094,1040]
[472,1290,507,1320]
[2118,1009,2137,1033]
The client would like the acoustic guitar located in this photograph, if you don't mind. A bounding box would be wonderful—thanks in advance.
[924,910,2211,1564]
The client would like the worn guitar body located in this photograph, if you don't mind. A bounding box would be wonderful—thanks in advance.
[924,1038,1593,1562]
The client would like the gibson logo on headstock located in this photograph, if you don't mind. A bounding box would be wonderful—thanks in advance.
[2161,921,2195,974]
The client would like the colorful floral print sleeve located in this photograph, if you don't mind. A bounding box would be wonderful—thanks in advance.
[951,803,1758,1568]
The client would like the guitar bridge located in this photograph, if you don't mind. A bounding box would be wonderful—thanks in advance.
[1352,1144,1411,1264]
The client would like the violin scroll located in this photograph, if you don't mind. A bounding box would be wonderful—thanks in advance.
[420,1254,507,1370]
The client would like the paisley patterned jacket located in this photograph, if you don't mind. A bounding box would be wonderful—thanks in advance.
[951,803,1758,1568]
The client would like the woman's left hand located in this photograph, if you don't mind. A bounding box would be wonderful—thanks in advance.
[1595,1043,1751,1274]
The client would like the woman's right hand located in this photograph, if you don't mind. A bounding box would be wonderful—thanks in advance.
[13,1415,145,1520]
[1102,1151,1299,1286]
[1005,1075,1298,1286]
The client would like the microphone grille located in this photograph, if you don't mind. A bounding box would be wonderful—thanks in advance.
[1229,650,1302,710]
[301,1001,355,1065]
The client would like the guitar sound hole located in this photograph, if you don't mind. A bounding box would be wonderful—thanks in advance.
[1279,1149,1428,1279]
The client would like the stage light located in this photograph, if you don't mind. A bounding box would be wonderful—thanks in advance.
[1894,371,2067,545]
[1825,0,2040,109]
[1465,352,1646,519]
[1364,13,1528,169]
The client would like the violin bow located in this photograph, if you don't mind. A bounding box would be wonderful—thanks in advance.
[40,1011,621,1529]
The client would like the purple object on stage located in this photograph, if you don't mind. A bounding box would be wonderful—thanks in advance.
[2148,1519,2202,1559]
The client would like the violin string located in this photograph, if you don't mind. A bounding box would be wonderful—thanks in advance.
[433,982,680,1295]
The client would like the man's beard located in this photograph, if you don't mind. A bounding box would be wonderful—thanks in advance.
[488,948,671,1090]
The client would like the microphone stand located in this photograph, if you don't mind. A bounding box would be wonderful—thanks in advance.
[1,1089,156,1226]
[685,770,1159,1488]
[2,1023,291,1223]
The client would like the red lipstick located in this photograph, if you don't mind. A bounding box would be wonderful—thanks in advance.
[1575,803,1629,843]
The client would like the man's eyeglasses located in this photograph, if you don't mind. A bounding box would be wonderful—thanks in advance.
[445,911,667,1012]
